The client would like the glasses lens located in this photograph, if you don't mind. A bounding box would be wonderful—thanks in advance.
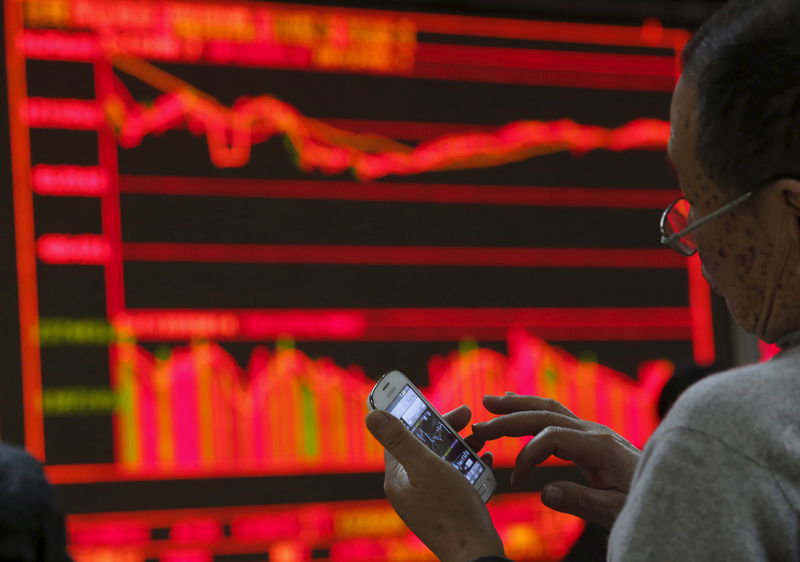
[665,198,697,254]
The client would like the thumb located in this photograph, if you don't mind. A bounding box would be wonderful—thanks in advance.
[541,481,627,530]
[366,410,434,481]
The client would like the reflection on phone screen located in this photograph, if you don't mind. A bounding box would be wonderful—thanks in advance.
[386,385,485,484]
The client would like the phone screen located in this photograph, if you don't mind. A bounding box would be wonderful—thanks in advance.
[386,384,485,484]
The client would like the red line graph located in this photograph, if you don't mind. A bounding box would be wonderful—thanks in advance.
[20,47,673,179]
[105,82,672,176]
[20,28,676,182]
[23,48,712,354]
[316,119,514,141]
[24,91,671,179]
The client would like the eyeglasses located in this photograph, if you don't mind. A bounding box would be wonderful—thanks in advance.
[660,191,753,256]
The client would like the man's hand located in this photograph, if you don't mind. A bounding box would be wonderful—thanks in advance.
[472,394,640,530]
[365,406,505,562]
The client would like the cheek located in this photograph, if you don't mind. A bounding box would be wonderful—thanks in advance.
[709,238,771,327]
[685,178,718,208]
[694,224,729,273]
[697,219,758,286]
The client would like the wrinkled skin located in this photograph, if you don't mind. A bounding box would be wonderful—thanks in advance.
[472,394,640,530]
[669,77,800,342]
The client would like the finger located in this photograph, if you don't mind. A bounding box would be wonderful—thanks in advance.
[442,407,486,455]
[442,405,472,432]
[472,410,585,441]
[483,394,577,418]
[480,451,494,469]
[366,410,440,483]
[541,481,627,530]
[464,433,486,454]
[510,426,601,485]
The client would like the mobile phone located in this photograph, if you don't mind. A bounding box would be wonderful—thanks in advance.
[367,370,497,502]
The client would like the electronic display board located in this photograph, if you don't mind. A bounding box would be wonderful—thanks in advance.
[3,0,702,559]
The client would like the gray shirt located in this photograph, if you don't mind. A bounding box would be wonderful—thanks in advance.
[609,346,800,560]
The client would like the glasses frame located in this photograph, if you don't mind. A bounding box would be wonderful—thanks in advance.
[660,191,753,257]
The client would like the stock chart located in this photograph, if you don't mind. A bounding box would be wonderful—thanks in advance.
[4,0,704,559]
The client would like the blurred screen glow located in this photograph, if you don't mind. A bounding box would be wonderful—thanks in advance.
[5,1,701,559]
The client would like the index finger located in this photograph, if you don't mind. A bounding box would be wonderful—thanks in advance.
[483,395,578,418]
[511,426,605,485]
[472,410,585,441]
[442,405,472,432]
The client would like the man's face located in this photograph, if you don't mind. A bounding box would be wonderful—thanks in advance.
[668,77,797,341]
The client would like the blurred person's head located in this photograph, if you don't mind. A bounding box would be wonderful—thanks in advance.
[667,0,800,343]
[656,364,718,420]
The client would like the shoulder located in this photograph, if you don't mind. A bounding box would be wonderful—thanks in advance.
[615,424,800,561]
[0,442,47,503]
[0,442,42,473]
[656,349,800,465]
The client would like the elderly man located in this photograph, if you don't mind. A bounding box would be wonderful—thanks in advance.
[365,0,800,560]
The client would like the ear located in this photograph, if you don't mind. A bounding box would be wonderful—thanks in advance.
[779,178,800,215]
[779,180,800,279]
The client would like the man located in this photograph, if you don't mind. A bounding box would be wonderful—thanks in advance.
[0,442,72,561]
[365,0,800,559]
